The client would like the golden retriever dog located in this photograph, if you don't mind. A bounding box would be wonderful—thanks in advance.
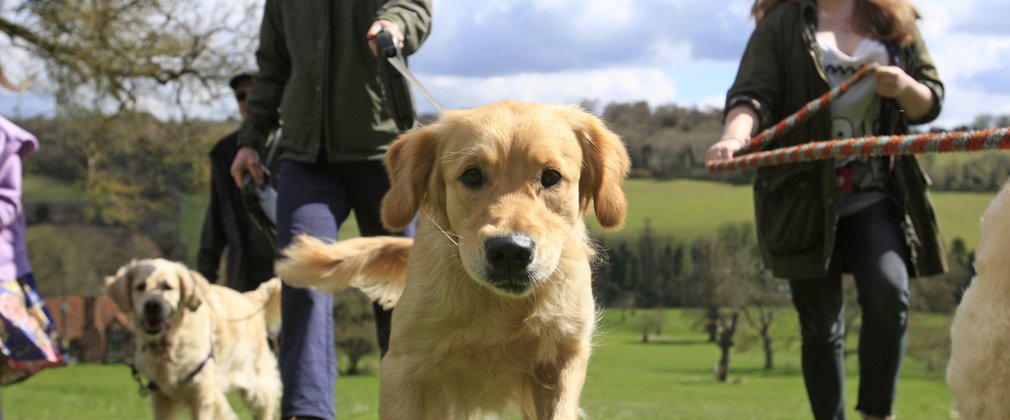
[276,101,630,419]
[105,259,282,420]
[947,181,1010,419]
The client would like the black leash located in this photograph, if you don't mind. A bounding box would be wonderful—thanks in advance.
[376,29,445,130]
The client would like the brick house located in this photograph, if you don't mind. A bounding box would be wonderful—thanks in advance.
[45,295,134,363]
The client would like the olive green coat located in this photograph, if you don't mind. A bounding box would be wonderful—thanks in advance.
[726,1,947,279]
[238,0,432,162]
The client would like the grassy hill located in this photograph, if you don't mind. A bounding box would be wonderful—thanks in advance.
[588,178,993,250]
[25,176,995,266]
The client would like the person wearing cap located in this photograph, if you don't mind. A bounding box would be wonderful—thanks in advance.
[196,71,276,292]
[230,1,432,418]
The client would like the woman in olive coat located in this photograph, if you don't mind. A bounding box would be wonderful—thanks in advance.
[707,1,946,419]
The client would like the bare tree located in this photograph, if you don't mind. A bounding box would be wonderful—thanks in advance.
[689,233,749,382]
[740,269,789,370]
[333,290,379,376]
[636,308,666,343]
[1,0,256,243]
[0,0,259,112]
[688,222,780,381]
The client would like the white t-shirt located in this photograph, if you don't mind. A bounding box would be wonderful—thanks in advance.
[816,32,891,216]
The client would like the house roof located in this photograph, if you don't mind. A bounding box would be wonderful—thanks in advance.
[44,296,133,340]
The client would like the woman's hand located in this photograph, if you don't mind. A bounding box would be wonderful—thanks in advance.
[875,65,935,120]
[706,136,749,162]
[874,65,913,98]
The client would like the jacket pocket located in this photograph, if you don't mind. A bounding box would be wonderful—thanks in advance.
[754,166,825,256]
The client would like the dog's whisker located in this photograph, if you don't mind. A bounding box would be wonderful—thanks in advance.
[438,147,479,166]
[422,209,461,246]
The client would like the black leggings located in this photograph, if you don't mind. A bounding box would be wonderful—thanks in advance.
[789,200,910,420]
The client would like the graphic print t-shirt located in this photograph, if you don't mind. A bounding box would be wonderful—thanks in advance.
[816,32,890,216]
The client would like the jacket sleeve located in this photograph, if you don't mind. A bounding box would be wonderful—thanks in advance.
[904,22,944,125]
[724,11,785,130]
[0,156,23,230]
[238,0,290,152]
[376,0,433,56]
[196,161,228,282]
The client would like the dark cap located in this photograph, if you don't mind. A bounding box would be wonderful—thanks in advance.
[228,71,255,91]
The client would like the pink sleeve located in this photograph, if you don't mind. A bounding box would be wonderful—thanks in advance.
[0,155,23,229]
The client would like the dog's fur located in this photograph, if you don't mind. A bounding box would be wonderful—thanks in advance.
[105,259,282,420]
[277,101,630,419]
[947,182,1010,419]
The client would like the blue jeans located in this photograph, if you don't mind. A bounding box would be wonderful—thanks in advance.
[275,160,414,419]
[789,200,910,420]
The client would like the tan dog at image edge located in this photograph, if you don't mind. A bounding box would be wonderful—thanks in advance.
[105,259,282,419]
[947,181,1010,419]
[277,101,631,419]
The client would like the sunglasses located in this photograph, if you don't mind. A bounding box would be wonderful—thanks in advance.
[235,91,249,102]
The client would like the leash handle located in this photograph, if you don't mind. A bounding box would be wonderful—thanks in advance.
[376,29,401,59]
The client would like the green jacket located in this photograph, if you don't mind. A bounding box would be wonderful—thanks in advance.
[238,0,432,162]
[725,1,947,279]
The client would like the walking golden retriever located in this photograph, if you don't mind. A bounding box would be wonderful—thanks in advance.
[277,101,630,419]
[105,259,282,420]
[947,181,1010,419]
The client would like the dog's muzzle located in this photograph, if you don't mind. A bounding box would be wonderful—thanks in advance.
[484,233,536,294]
[140,297,173,335]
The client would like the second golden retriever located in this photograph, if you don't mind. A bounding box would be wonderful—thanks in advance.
[278,101,630,419]
[106,259,282,419]
[947,181,1010,419]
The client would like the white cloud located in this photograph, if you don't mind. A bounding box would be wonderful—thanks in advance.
[413,67,678,114]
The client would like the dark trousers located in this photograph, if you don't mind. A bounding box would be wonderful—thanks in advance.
[789,200,910,420]
[275,160,413,419]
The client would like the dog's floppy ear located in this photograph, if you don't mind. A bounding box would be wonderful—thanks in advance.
[382,126,441,231]
[571,108,631,230]
[105,262,136,311]
[177,265,203,311]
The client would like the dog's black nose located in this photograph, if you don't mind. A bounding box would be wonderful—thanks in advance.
[143,299,165,317]
[485,234,535,275]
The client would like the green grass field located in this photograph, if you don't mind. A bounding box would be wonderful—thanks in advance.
[22,176,87,203]
[3,309,954,419]
[586,178,994,249]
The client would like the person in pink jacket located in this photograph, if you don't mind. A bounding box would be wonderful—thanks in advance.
[0,112,66,393]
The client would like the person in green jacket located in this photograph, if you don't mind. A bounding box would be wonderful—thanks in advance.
[230,1,431,419]
[707,1,946,419]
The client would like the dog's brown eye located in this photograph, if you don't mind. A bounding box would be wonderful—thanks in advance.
[541,169,563,188]
[135,284,145,292]
[460,168,484,189]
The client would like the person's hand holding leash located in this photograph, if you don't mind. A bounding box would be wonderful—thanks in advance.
[706,136,749,162]
[367,20,403,57]
[707,104,758,162]
[874,65,912,98]
[875,64,934,120]
[231,145,264,187]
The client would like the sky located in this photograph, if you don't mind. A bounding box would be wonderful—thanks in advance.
[2,0,1008,129]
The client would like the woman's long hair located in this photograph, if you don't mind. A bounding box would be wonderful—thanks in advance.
[751,0,920,47]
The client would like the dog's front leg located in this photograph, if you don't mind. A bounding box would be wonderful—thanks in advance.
[380,355,449,420]
[530,344,590,420]
[189,385,239,420]
[151,393,183,420]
